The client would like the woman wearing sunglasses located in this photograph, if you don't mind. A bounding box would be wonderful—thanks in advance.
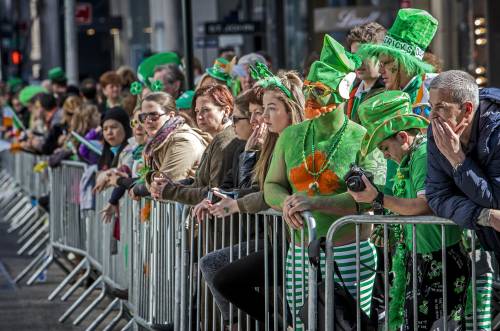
[140,91,211,191]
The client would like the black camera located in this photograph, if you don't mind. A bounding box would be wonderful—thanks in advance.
[344,164,374,192]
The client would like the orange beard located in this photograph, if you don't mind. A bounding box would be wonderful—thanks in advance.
[304,99,337,119]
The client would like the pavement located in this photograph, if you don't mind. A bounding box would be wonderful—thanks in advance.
[0,220,128,331]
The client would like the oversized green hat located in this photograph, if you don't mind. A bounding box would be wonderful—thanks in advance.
[306,35,361,101]
[358,90,429,156]
[136,52,181,88]
[176,90,194,110]
[206,58,232,83]
[19,85,48,106]
[358,8,438,75]
[48,67,67,82]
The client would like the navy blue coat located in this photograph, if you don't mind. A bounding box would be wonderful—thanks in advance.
[426,88,500,254]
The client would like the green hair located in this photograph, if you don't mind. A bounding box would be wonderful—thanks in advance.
[357,43,434,77]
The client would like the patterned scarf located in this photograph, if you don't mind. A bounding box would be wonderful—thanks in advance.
[143,116,185,167]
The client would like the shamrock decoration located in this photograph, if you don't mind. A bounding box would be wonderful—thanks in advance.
[130,81,143,96]
[150,80,164,92]
[249,62,294,101]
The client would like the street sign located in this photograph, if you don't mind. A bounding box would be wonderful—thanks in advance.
[75,3,92,25]
[205,21,260,35]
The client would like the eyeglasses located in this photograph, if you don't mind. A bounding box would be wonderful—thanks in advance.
[303,81,333,99]
[231,116,249,124]
[138,112,166,123]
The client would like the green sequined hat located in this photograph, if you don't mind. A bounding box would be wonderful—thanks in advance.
[358,90,429,156]
[19,85,48,106]
[357,8,438,75]
[131,52,181,95]
[176,90,194,110]
[306,35,361,102]
[206,58,232,83]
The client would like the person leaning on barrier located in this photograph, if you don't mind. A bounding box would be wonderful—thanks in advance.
[205,68,305,326]
[150,85,238,205]
[348,90,470,330]
[426,70,500,331]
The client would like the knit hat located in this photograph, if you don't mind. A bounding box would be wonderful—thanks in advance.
[18,85,48,106]
[130,52,181,95]
[101,106,132,139]
[358,90,429,156]
[48,67,67,84]
[306,35,361,103]
[175,90,195,110]
[357,8,438,75]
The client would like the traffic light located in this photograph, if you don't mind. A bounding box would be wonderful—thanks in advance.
[10,50,22,65]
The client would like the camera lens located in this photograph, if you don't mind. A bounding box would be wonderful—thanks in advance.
[346,176,366,192]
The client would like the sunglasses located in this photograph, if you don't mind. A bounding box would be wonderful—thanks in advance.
[231,116,249,124]
[303,81,333,99]
[130,119,143,128]
[138,112,166,123]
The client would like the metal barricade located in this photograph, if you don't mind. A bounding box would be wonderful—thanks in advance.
[322,215,481,331]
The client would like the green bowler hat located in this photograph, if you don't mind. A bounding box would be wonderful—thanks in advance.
[358,90,429,157]
[19,85,48,106]
[137,52,181,88]
[176,90,195,110]
[48,67,67,82]
[358,8,438,75]
[306,35,361,101]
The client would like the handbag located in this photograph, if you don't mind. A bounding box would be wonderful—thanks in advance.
[298,237,378,331]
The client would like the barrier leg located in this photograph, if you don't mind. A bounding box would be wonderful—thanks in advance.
[48,257,87,301]
[17,222,49,255]
[60,263,91,301]
[18,210,42,237]
[119,318,135,331]
[26,249,53,285]
[85,297,120,331]
[102,300,125,331]
[58,275,103,323]
[14,248,46,283]
[73,281,107,325]
[7,205,32,231]
[8,206,37,234]
[27,233,49,256]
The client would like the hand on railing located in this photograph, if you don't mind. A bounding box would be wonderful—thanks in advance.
[283,194,313,229]
[107,169,128,187]
[100,202,118,223]
[93,171,110,194]
[192,199,211,222]
[207,189,239,218]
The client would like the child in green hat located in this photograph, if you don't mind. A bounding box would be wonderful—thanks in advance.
[358,8,438,118]
[349,90,470,330]
[263,34,386,330]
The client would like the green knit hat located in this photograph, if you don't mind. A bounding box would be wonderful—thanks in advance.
[358,90,429,157]
[206,58,232,83]
[130,52,181,95]
[306,35,361,102]
[48,67,67,83]
[19,85,48,106]
[358,8,438,75]
[176,90,194,110]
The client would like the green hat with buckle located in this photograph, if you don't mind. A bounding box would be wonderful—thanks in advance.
[358,8,438,75]
[206,58,233,83]
[306,35,361,103]
[358,90,429,157]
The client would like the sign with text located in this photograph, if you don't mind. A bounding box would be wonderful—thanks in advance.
[205,21,260,35]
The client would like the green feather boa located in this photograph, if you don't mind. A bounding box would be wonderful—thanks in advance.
[389,242,407,330]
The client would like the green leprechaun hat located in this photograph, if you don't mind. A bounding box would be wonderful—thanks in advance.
[358,8,438,75]
[358,90,429,157]
[130,52,181,95]
[206,57,233,83]
[19,85,48,106]
[306,35,361,103]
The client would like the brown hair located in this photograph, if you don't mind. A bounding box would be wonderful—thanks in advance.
[70,103,100,135]
[423,52,443,73]
[62,95,83,124]
[99,71,122,88]
[116,65,137,89]
[234,86,264,118]
[192,84,234,114]
[141,91,177,114]
[346,22,386,50]
[253,71,305,187]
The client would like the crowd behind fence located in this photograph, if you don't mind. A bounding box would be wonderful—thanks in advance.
[0,151,499,330]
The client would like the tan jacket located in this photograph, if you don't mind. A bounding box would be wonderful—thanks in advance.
[145,124,211,186]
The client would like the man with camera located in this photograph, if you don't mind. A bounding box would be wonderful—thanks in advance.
[426,70,500,331]
[348,90,470,330]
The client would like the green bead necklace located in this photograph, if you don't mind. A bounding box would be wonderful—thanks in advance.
[302,115,349,193]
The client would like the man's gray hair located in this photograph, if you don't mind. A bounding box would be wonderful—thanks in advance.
[429,70,479,109]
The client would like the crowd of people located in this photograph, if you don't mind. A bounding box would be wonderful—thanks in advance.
[1,7,499,331]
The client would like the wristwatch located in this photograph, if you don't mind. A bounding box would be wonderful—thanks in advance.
[372,191,384,215]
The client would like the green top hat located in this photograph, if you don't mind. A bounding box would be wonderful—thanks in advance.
[19,85,48,106]
[176,90,195,110]
[358,8,438,75]
[48,67,67,83]
[206,58,232,83]
[136,52,181,89]
[358,90,429,156]
[306,35,361,102]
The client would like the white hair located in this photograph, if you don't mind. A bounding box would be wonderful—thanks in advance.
[429,70,479,109]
